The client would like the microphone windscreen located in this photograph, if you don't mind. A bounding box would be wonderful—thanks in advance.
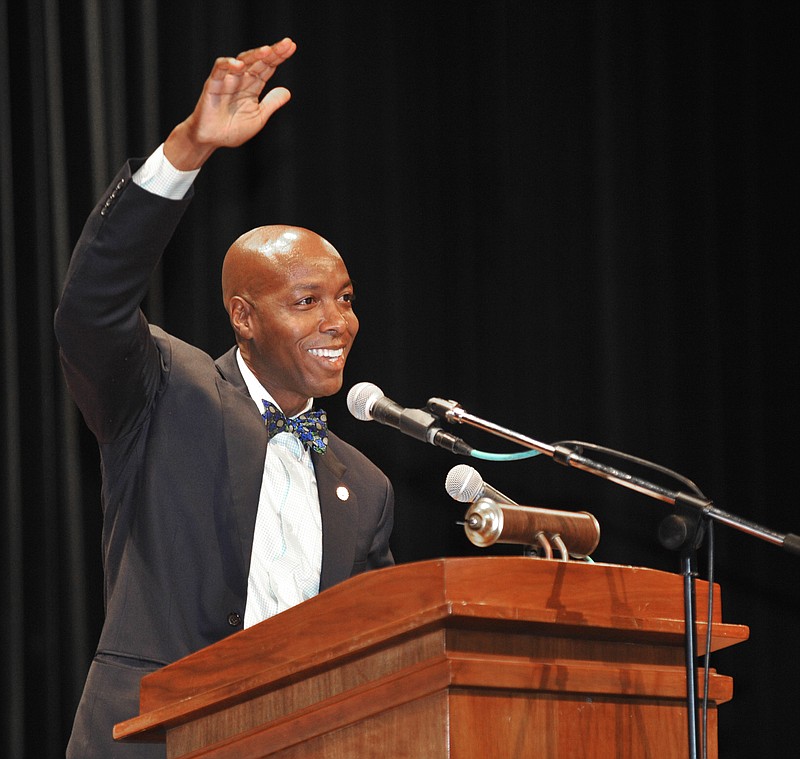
[347,382,383,421]
[445,464,484,503]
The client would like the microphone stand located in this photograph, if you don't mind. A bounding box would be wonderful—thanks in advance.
[429,398,800,556]
[428,398,800,759]
[658,509,705,759]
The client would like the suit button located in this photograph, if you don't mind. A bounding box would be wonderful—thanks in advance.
[227,612,242,627]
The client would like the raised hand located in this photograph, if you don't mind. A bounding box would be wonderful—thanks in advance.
[164,38,297,170]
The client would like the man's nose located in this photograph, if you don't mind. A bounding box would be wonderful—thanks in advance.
[320,301,348,332]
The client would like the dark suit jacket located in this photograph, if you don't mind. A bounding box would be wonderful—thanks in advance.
[55,161,394,758]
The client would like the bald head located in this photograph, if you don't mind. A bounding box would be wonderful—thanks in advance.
[222,225,343,309]
[220,224,358,414]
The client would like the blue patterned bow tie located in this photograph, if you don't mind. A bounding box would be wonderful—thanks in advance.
[261,401,328,454]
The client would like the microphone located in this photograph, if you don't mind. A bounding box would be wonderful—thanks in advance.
[463,497,601,558]
[445,464,518,506]
[347,382,474,456]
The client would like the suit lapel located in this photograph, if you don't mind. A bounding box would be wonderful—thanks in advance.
[314,437,358,591]
[215,347,267,579]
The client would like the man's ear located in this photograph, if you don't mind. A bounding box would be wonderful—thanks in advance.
[229,296,253,340]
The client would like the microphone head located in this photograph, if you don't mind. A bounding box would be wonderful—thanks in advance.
[347,382,384,421]
[445,464,484,503]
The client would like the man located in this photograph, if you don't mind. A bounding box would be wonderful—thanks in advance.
[54,38,394,758]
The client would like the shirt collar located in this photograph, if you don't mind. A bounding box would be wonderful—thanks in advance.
[235,348,313,418]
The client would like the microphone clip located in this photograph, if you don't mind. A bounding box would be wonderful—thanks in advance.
[426,397,463,421]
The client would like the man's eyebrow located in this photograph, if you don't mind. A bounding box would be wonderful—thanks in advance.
[290,278,355,292]
[287,279,355,297]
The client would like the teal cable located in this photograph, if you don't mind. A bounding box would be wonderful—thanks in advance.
[470,449,542,462]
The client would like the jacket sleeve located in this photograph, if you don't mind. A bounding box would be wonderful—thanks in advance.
[54,160,194,443]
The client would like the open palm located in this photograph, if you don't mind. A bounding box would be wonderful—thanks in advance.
[166,38,297,168]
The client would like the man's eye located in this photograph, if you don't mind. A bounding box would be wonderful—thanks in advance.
[297,296,316,306]
[340,293,355,303]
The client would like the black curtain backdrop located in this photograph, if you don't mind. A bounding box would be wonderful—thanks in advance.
[2,1,798,757]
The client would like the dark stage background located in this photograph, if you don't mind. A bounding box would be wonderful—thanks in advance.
[2,2,799,757]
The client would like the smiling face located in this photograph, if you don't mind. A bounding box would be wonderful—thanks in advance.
[223,226,359,416]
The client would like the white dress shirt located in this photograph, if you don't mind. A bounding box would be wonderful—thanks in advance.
[235,351,323,627]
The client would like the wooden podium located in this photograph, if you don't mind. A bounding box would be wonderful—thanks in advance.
[115,558,748,758]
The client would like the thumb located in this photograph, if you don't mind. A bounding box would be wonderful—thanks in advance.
[259,86,293,122]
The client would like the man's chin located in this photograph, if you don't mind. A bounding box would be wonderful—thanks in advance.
[310,376,345,400]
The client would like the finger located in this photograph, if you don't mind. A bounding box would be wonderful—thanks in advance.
[237,38,297,68]
[203,40,294,101]
[207,56,246,83]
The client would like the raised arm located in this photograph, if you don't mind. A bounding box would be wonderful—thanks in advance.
[55,39,297,442]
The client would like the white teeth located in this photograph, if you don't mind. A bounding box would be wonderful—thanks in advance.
[308,348,344,359]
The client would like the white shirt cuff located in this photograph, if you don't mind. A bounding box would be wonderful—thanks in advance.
[132,143,200,200]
